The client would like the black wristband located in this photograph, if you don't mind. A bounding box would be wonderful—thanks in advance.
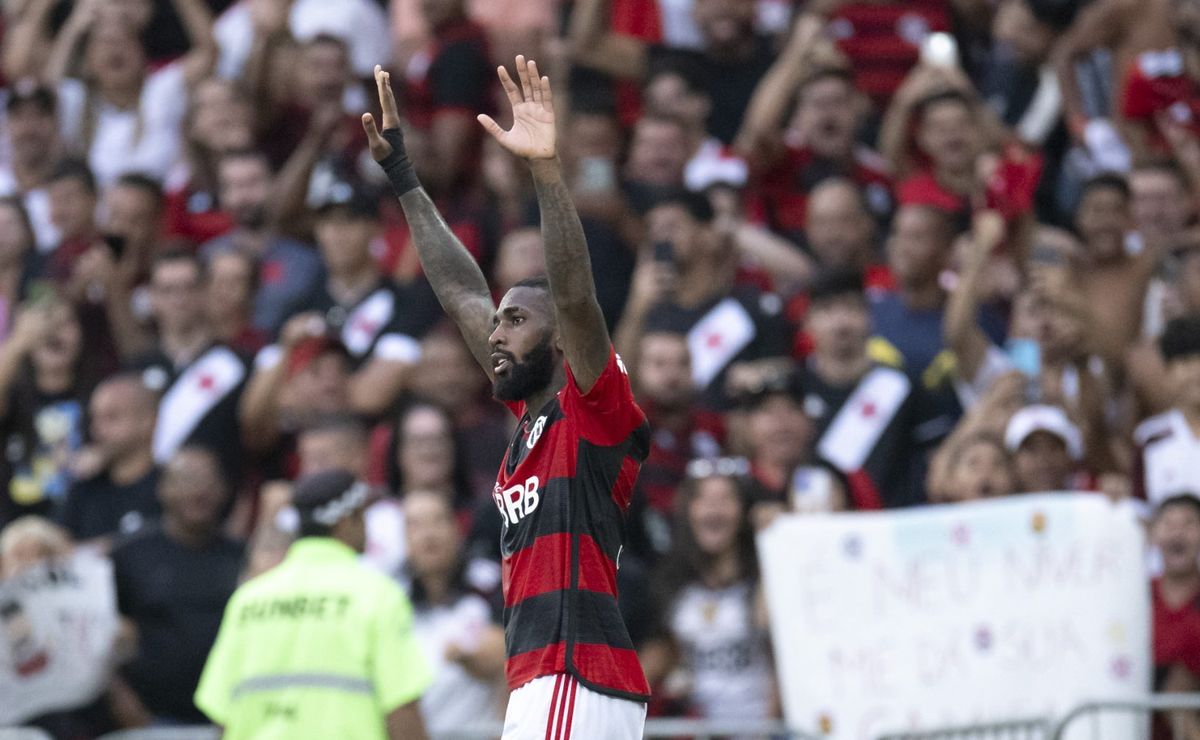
[377,128,421,196]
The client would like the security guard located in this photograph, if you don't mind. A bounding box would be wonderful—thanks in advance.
[195,470,431,739]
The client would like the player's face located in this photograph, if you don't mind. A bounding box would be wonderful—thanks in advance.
[490,287,559,402]
[687,476,743,556]
[1153,502,1200,576]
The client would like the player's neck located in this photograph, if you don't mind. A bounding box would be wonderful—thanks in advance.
[522,370,567,419]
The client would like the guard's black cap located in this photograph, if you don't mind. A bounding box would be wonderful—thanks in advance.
[292,469,368,528]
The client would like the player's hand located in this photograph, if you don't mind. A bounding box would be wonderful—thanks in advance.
[477,55,556,161]
[362,65,403,162]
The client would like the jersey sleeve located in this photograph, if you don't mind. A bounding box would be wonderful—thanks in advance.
[372,584,433,713]
[193,594,241,725]
[560,347,646,447]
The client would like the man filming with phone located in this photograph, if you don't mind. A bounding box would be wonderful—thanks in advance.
[614,189,790,410]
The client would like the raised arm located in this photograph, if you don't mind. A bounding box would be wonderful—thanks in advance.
[362,66,496,379]
[478,56,611,392]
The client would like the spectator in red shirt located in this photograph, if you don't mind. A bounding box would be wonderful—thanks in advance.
[162,77,253,246]
[818,0,954,110]
[736,15,893,238]
[399,0,495,196]
[1150,494,1200,738]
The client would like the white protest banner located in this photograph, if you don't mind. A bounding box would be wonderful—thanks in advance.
[0,550,119,724]
[758,494,1150,740]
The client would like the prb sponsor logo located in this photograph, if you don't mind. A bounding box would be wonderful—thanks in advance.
[493,475,541,525]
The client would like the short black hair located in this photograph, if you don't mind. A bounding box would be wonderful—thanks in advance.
[1160,316,1200,362]
[1156,493,1200,520]
[49,158,97,194]
[114,172,165,208]
[914,89,975,122]
[1080,172,1131,202]
[807,268,865,307]
[646,187,715,223]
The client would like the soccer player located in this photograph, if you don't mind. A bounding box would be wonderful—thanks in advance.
[363,57,651,738]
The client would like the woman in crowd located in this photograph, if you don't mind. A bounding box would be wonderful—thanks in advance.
[401,489,505,734]
[385,401,477,527]
[0,294,92,527]
[42,0,216,186]
[163,76,255,245]
[640,459,776,727]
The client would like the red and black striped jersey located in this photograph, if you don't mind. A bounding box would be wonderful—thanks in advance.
[493,348,652,701]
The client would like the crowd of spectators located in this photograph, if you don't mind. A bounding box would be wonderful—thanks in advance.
[1,0,1200,735]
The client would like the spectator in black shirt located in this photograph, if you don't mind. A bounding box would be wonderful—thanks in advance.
[110,445,243,727]
[284,185,433,416]
[133,251,247,478]
[0,298,92,527]
[59,372,160,544]
[616,189,790,409]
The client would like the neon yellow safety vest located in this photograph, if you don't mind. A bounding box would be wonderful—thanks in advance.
[195,538,431,740]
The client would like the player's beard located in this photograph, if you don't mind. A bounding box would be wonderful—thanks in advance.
[492,333,556,402]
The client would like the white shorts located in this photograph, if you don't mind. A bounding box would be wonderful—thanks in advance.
[502,673,647,740]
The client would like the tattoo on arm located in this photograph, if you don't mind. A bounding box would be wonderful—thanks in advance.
[398,188,496,374]
[531,159,611,389]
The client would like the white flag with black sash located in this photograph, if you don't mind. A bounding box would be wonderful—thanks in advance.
[152,346,245,463]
